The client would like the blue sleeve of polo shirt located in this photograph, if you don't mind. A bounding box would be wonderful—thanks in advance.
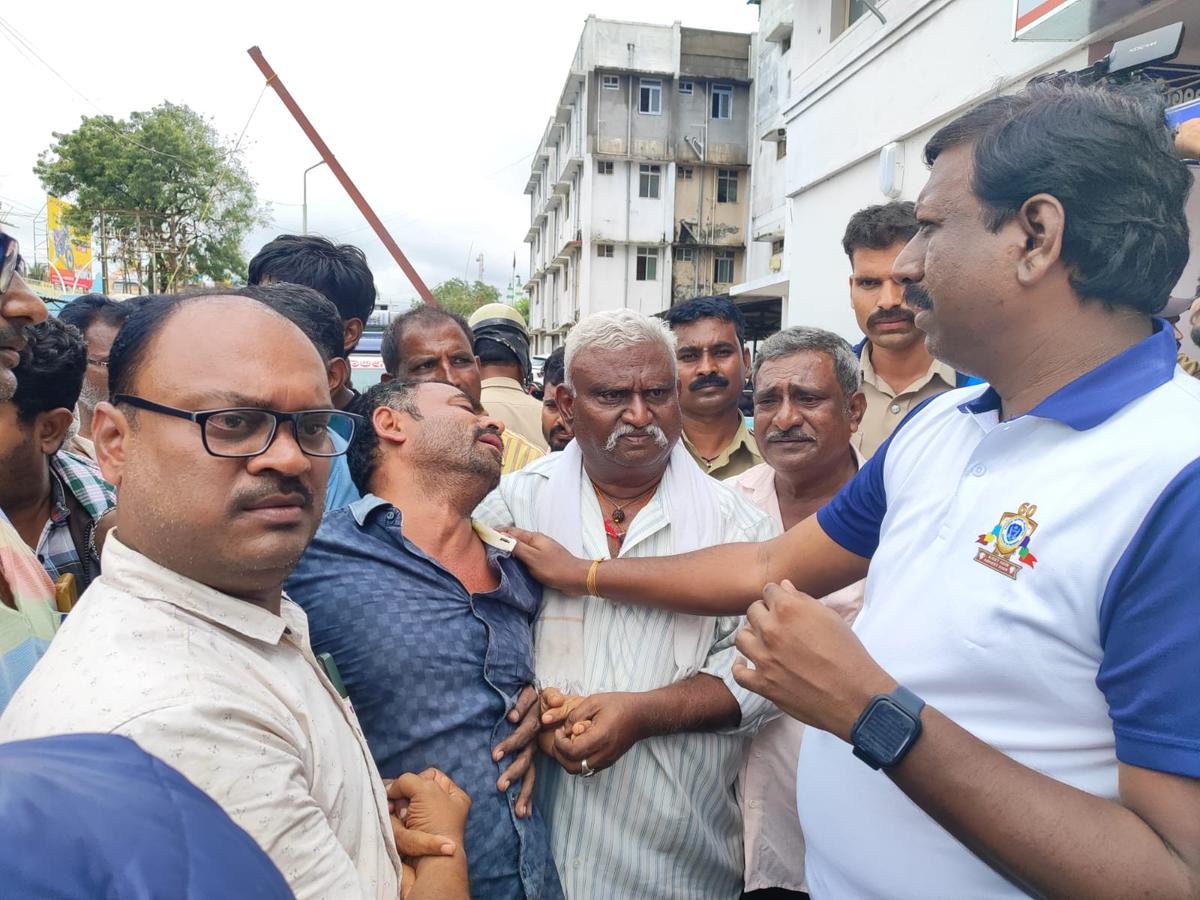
[816,397,937,558]
[1097,457,1200,778]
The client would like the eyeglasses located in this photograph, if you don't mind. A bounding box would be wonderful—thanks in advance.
[0,234,24,295]
[113,395,361,459]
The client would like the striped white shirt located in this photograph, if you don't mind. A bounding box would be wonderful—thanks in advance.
[476,453,777,900]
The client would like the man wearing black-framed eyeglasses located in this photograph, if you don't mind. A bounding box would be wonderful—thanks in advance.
[0,290,470,899]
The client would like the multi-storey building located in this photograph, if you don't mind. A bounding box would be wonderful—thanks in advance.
[729,0,793,340]
[738,0,1200,341]
[522,17,754,353]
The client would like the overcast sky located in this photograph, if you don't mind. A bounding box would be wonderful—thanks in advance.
[0,1,759,303]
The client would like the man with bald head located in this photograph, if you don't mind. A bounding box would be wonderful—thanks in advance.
[0,289,471,900]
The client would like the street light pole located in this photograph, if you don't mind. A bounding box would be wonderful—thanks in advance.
[302,160,327,235]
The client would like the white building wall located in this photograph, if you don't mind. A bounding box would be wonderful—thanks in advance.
[775,0,1195,337]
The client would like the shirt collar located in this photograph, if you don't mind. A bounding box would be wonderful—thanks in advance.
[958,319,1178,430]
[860,343,956,395]
[681,415,761,469]
[47,467,70,526]
[349,492,514,554]
[98,534,291,645]
[480,376,525,393]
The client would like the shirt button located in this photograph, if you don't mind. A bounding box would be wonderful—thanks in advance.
[573,859,583,868]
[971,464,987,477]
[750,800,762,810]
[889,403,902,414]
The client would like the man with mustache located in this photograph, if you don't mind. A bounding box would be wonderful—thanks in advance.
[726,326,866,900]
[476,309,775,900]
[664,296,761,479]
[844,202,970,458]
[504,81,1200,898]
[0,290,472,900]
[0,228,60,711]
[540,347,573,452]
[286,379,562,899]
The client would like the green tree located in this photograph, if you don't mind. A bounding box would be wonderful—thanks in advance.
[35,102,263,292]
[514,296,530,322]
[427,278,502,318]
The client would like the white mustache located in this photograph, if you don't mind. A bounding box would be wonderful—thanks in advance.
[605,422,668,451]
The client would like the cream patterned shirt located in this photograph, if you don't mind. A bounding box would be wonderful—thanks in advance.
[0,535,401,900]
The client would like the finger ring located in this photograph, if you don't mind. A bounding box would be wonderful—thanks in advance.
[580,758,596,778]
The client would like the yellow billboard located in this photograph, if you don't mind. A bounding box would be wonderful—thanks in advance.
[47,195,94,292]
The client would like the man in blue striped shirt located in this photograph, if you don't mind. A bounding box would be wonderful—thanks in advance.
[477,310,775,899]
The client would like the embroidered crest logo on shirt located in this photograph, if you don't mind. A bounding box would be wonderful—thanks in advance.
[974,503,1039,580]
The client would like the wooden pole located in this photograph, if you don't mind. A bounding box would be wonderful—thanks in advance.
[246,46,437,306]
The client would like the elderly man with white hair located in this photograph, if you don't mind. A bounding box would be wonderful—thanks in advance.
[476,309,775,900]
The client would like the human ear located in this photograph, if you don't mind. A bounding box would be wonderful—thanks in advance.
[847,391,867,432]
[327,357,350,396]
[1015,194,1066,288]
[371,406,409,448]
[36,408,76,455]
[556,383,576,426]
[343,318,365,355]
[91,401,130,487]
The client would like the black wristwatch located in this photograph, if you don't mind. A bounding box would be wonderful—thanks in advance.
[851,685,925,770]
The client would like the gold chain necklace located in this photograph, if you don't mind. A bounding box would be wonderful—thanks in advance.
[590,480,659,524]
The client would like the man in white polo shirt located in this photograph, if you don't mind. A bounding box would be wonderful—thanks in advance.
[504,79,1200,898]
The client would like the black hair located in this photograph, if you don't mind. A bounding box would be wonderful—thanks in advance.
[841,201,919,260]
[11,317,87,423]
[924,79,1191,315]
[543,346,566,388]
[663,295,746,345]
[56,293,130,334]
[381,305,474,376]
[252,282,344,363]
[346,380,425,495]
[475,337,519,367]
[107,287,299,400]
[248,234,377,327]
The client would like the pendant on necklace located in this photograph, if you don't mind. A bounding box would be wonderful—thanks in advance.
[611,508,626,524]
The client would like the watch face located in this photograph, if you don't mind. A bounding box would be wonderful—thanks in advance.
[855,699,918,767]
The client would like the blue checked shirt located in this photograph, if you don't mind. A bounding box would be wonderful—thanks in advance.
[36,451,116,592]
[285,495,563,900]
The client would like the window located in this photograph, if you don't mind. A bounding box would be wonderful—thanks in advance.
[714,250,735,284]
[597,243,614,258]
[639,78,662,115]
[638,164,661,199]
[677,166,693,180]
[597,160,614,175]
[848,0,871,27]
[678,80,694,95]
[717,169,738,203]
[781,34,792,54]
[636,246,658,281]
[776,136,787,160]
[771,238,785,256]
[712,84,733,120]
[602,74,620,90]
[564,194,570,219]
[674,246,695,262]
